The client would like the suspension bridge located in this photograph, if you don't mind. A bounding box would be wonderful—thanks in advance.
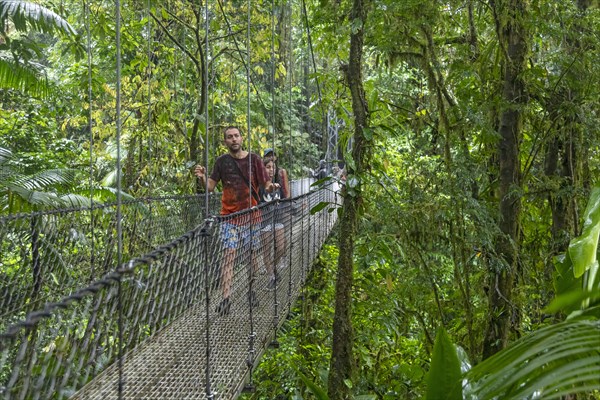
[0,179,340,399]
[0,0,345,395]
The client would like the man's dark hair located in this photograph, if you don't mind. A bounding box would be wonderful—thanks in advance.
[223,125,243,139]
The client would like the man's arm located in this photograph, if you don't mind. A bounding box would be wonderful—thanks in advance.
[194,165,217,192]
[205,178,217,192]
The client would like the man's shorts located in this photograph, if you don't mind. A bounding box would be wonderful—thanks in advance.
[220,222,261,250]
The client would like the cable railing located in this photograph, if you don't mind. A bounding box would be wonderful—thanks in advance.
[0,194,221,325]
[0,179,340,399]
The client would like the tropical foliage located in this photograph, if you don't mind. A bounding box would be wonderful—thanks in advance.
[0,0,76,96]
[425,187,600,400]
[0,145,82,213]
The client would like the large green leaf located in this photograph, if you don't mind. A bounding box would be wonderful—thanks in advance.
[569,186,600,278]
[545,288,600,315]
[0,0,75,35]
[0,54,48,97]
[553,252,581,303]
[551,187,600,315]
[0,164,93,213]
[59,193,95,208]
[466,319,600,399]
[294,367,329,400]
[426,328,462,400]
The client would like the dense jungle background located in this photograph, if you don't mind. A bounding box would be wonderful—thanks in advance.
[1,0,599,398]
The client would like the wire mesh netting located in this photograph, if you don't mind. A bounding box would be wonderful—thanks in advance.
[0,195,220,327]
[0,180,341,399]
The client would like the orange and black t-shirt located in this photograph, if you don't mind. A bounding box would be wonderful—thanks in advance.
[210,153,269,218]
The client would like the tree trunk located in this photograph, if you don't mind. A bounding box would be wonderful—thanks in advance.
[543,0,590,292]
[327,0,369,398]
[482,0,528,359]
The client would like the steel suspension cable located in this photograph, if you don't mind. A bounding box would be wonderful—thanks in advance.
[286,0,294,307]
[203,3,210,221]
[145,0,154,249]
[245,0,257,389]
[114,0,124,395]
[182,28,188,176]
[282,0,295,313]
[84,0,95,283]
[246,0,252,252]
[146,0,152,179]
[270,0,276,154]
[269,0,278,342]
[203,0,213,397]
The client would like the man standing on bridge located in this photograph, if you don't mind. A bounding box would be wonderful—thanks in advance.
[195,125,279,315]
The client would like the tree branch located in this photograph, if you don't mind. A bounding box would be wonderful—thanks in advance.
[149,11,201,73]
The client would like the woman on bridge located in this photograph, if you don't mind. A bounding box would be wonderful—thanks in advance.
[259,150,290,290]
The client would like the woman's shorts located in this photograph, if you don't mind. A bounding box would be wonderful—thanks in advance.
[261,221,284,232]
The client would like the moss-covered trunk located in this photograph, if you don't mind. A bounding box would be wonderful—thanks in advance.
[482,0,528,359]
[327,0,369,397]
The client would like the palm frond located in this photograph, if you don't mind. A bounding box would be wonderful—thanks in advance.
[101,170,117,187]
[59,193,95,208]
[0,146,13,163]
[3,181,65,210]
[78,187,136,203]
[0,53,48,97]
[0,0,75,35]
[0,147,15,186]
[13,168,76,190]
[293,367,329,400]
[2,169,76,213]
[466,319,600,399]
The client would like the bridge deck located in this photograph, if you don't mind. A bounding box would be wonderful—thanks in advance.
[72,211,336,400]
[72,253,307,399]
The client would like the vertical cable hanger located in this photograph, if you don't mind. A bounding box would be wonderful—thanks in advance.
[269,0,280,345]
[182,26,188,183]
[146,0,152,185]
[245,0,257,392]
[114,0,124,395]
[270,0,276,154]
[246,0,253,208]
[216,0,269,112]
[84,0,95,282]
[300,0,327,164]
[286,0,293,304]
[202,0,213,398]
[203,0,210,220]
[145,0,154,250]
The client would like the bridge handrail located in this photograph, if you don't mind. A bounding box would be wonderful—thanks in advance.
[0,181,340,399]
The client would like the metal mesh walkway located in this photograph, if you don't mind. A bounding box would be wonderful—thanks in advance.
[0,181,339,399]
